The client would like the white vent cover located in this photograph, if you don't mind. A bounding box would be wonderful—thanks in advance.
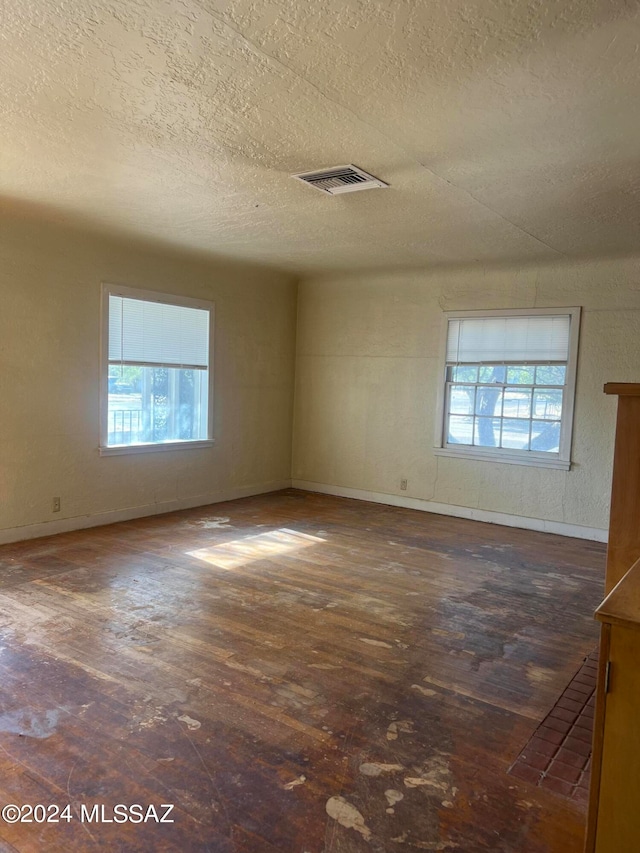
[291,164,388,195]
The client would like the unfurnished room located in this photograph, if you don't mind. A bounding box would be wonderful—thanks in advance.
[1,1,639,851]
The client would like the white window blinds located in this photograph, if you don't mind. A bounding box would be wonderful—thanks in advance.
[446,314,571,364]
[108,295,210,368]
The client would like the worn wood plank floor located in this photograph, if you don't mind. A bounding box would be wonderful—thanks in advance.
[0,490,605,852]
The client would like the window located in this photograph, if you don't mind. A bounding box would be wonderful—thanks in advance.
[100,285,214,455]
[434,308,580,470]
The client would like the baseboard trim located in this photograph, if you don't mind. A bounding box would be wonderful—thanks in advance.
[0,480,293,546]
[291,480,608,543]
[2,479,608,546]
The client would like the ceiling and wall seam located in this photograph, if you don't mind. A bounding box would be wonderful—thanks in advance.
[414,167,568,259]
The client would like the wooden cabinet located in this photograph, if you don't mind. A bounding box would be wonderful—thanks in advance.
[586,383,640,852]
[585,561,640,852]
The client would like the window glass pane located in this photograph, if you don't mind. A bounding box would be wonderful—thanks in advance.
[530,420,561,453]
[108,366,207,447]
[447,415,473,445]
[532,389,563,420]
[506,365,534,385]
[535,365,566,386]
[478,365,506,383]
[451,366,478,382]
[503,388,532,419]
[475,387,503,417]
[500,419,531,450]
[473,418,501,447]
[449,385,475,415]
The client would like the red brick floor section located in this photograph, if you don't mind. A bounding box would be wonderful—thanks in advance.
[509,648,598,808]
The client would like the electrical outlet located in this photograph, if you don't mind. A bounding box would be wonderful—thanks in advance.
[400,479,408,491]
[52,497,61,513]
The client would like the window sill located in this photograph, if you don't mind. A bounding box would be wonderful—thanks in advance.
[433,446,571,470]
[99,439,215,457]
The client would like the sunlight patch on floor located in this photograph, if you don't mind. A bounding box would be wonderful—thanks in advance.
[187,528,326,570]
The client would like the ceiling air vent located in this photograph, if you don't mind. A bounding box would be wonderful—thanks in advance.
[291,164,388,195]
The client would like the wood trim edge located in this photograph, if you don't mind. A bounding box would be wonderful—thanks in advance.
[604,383,640,396]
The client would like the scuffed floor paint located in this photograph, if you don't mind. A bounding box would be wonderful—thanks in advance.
[326,796,372,841]
[359,762,404,777]
[359,637,394,649]
[177,714,201,731]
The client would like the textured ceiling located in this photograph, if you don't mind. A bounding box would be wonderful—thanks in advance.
[2,0,639,273]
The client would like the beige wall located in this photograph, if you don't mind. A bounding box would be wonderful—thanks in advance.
[293,258,640,537]
[0,206,297,542]
[3,203,638,544]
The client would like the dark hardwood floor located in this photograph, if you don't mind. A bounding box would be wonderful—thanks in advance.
[0,489,605,852]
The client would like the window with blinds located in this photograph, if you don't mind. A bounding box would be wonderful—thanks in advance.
[436,308,581,469]
[101,286,214,452]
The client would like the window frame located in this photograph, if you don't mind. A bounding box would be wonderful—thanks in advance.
[99,283,215,456]
[433,306,581,470]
